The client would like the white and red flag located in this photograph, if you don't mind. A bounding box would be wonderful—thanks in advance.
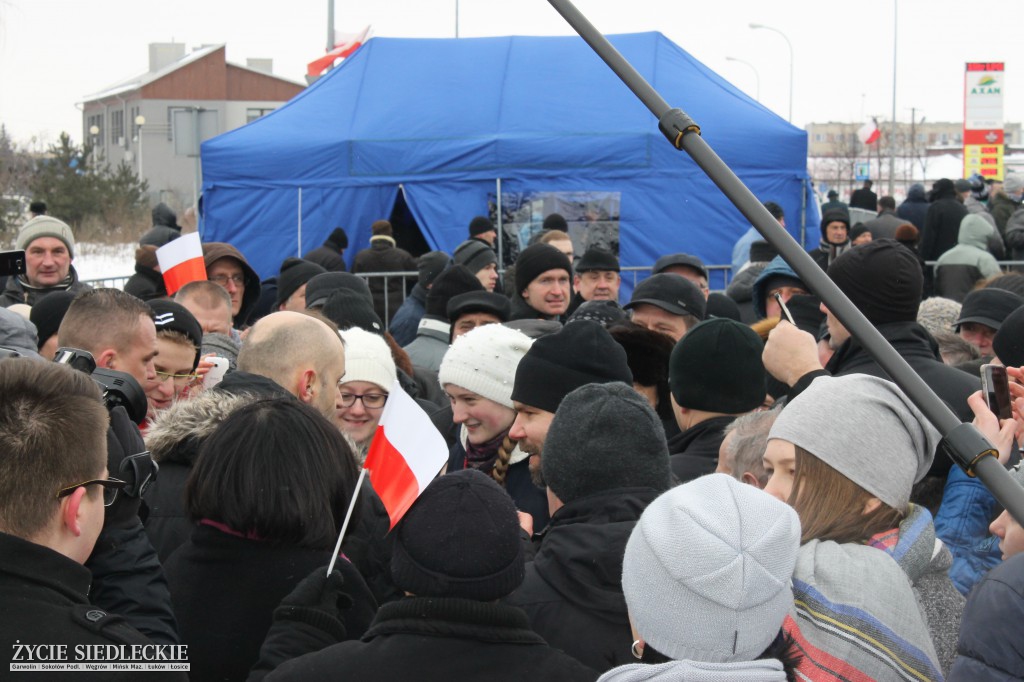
[363,380,449,528]
[156,232,206,295]
[858,119,881,145]
[307,26,372,77]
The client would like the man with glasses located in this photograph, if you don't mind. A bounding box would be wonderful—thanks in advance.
[0,360,187,675]
[202,242,261,329]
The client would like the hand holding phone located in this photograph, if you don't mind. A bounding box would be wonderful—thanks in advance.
[982,364,1012,420]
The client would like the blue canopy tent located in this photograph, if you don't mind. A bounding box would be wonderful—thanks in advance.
[201,32,816,288]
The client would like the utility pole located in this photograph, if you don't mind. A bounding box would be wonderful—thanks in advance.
[327,0,335,51]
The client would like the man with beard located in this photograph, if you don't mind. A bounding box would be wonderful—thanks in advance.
[509,321,633,505]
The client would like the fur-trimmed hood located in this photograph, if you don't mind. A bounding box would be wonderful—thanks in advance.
[145,390,256,466]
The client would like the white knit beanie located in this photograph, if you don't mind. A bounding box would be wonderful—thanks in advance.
[438,324,532,408]
[339,327,396,391]
[622,474,801,664]
[17,216,76,258]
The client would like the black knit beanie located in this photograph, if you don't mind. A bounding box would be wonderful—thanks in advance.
[29,290,76,350]
[417,251,451,287]
[511,320,632,413]
[542,213,568,232]
[277,257,326,307]
[820,209,851,239]
[706,292,742,321]
[425,265,484,319]
[390,469,525,600]
[542,382,671,504]
[453,240,497,275]
[994,304,1024,366]
[149,299,204,369]
[305,272,373,308]
[322,289,384,335]
[327,227,348,250]
[827,239,922,325]
[514,243,572,295]
[669,318,766,413]
[567,300,629,327]
[468,216,495,237]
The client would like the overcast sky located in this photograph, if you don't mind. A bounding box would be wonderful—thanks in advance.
[1,0,1020,148]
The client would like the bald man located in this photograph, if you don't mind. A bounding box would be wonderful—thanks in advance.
[236,311,346,420]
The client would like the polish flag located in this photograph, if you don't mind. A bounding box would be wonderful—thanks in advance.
[858,119,881,145]
[156,233,206,295]
[364,380,449,528]
[307,26,372,77]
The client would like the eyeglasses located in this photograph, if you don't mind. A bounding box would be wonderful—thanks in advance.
[209,274,245,287]
[155,370,199,388]
[56,478,127,507]
[338,392,388,409]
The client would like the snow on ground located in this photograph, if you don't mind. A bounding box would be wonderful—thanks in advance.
[73,242,136,284]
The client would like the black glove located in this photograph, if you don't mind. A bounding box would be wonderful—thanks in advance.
[273,566,353,641]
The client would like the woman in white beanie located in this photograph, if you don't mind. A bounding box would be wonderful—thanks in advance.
[338,327,397,462]
[763,374,962,680]
[437,324,547,529]
[599,474,801,681]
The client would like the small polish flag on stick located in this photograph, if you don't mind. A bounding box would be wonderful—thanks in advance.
[156,233,206,295]
[858,119,881,145]
[327,380,448,576]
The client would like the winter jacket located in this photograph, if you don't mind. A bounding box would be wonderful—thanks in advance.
[0,532,188,681]
[731,225,760,274]
[963,197,1006,259]
[725,261,766,324]
[352,237,417,323]
[448,428,550,533]
[898,183,930,231]
[506,488,662,673]
[947,552,1024,680]
[1003,206,1024,270]
[785,531,943,681]
[124,264,166,301]
[0,306,42,357]
[921,188,969,263]
[202,242,262,327]
[667,415,733,483]
[387,284,427,346]
[808,240,850,271]
[934,214,1002,301]
[862,208,905,240]
[403,316,450,373]
[303,243,347,273]
[254,597,598,682]
[934,465,1002,595]
[598,659,786,682]
[988,190,1021,235]
[138,203,182,248]
[849,186,878,211]
[165,524,357,682]
[0,264,91,308]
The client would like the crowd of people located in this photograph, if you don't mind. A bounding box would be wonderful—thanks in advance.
[3,185,1024,681]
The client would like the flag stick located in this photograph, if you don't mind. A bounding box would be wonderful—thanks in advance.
[327,467,367,577]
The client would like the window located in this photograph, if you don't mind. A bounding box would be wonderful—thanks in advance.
[87,114,104,147]
[111,110,125,147]
[246,107,275,123]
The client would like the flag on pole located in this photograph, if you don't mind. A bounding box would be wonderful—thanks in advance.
[364,379,449,528]
[307,26,372,77]
[858,119,881,145]
[156,232,206,295]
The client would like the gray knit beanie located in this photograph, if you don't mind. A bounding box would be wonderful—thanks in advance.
[17,215,76,258]
[623,474,800,663]
[769,375,940,511]
[543,382,671,504]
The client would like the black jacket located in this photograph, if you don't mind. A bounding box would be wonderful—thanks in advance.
[124,265,167,301]
[0,532,188,681]
[948,552,1024,680]
[850,187,878,211]
[668,414,734,483]
[505,488,661,673]
[898,184,930,231]
[921,197,969,262]
[254,597,597,682]
[304,244,347,273]
[352,238,417,323]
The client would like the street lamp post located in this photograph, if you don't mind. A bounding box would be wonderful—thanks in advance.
[749,23,793,123]
[88,124,100,171]
[725,56,760,101]
[134,115,146,183]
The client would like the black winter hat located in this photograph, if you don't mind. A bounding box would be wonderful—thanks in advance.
[390,469,525,600]
[993,304,1024,366]
[706,292,742,321]
[327,227,349,250]
[453,240,497,275]
[276,257,326,307]
[849,223,871,241]
[543,382,671,504]
[748,240,778,263]
[542,213,568,232]
[149,299,204,370]
[425,265,485,319]
[625,274,706,320]
[608,322,674,388]
[322,289,384,335]
[468,216,496,237]
[514,243,572,295]
[820,209,851,238]
[305,272,373,308]
[669,317,766,413]
[956,288,1024,331]
[567,300,628,327]
[652,253,708,279]
[447,291,511,323]
[29,290,76,351]
[575,248,620,273]
[511,320,632,413]
[827,239,922,325]
[417,251,451,287]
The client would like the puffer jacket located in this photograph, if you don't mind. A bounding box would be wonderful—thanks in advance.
[934,214,1002,301]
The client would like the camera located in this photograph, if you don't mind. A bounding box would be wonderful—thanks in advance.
[53,347,149,425]
[0,250,26,278]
